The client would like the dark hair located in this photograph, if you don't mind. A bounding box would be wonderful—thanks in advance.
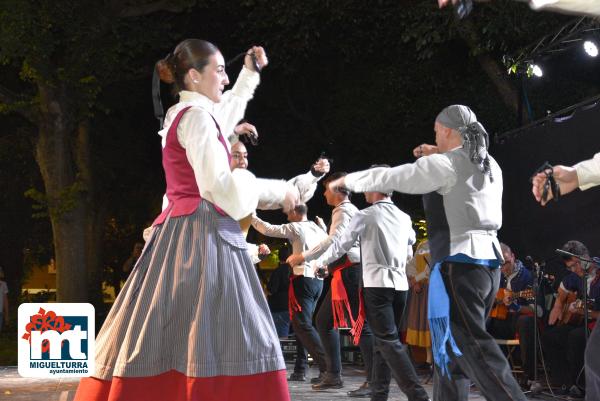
[561,240,589,259]
[323,171,350,196]
[278,242,292,262]
[367,164,392,197]
[293,203,308,216]
[156,39,219,93]
[499,242,512,255]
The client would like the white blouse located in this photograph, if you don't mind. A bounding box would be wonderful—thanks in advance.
[158,67,288,220]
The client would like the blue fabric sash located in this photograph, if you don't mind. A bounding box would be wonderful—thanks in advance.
[427,253,500,376]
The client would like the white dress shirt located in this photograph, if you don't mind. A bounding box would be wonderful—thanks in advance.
[158,68,288,221]
[251,216,328,277]
[302,200,360,264]
[314,200,416,290]
[344,147,503,261]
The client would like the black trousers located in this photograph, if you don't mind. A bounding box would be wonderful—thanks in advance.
[315,265,373,379]
[586,322,600,400]
[543,323,587,388]
[487,313,538,380]
[291,276,327,374]
[363,287,429,401]
[433,262,527,401]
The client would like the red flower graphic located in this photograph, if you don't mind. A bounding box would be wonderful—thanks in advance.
[22,307,72,353]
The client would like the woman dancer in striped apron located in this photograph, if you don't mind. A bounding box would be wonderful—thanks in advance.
[74,39,293,401]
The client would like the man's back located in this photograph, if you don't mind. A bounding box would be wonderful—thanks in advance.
[359,201,415,291]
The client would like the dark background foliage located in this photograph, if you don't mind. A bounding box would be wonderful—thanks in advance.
[0,0,599,303]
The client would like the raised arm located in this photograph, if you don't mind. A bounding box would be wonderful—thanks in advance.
[258,158,329,211]
[313,212,365,267]
[302,205,354,263]
[180,108,294,220]
[532,152,600,205]
[251,215,297,239]
[342,155,456,195]
[216,46,267,143]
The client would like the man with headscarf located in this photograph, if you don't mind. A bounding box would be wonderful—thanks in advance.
[327,105,527,401]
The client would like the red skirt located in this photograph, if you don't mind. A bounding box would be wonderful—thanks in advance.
[74,369,289,401]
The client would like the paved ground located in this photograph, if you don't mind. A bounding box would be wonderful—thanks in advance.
[0,364,569,401]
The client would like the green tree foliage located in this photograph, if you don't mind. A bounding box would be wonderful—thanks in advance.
[0,0,192,302]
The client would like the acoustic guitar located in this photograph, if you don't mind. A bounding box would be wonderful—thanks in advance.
[489,288,535,320]
[559,292,595,326]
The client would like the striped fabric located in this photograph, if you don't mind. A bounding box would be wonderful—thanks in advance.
[75,201,288,401]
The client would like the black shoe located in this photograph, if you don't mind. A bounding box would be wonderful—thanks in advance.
[347,381,371,397]
[415,362,432,370]
[554,384,569,396]
[310,372,325,384]
[288,372,306,381]
[569,385,585,399]
[312,374,343,390]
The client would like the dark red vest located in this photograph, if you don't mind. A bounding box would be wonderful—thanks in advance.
[153,106,230,226]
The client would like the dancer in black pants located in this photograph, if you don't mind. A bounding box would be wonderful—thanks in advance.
[331,105,527,401]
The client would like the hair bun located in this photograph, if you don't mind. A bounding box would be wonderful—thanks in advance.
[156,59,175,84]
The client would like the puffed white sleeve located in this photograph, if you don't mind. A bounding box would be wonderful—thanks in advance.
[179,108,283,220]
[575,152,600,191]
[257,170,315,211]
[529,0,600,17]
[215,66,261,143]
[289,170,321,204]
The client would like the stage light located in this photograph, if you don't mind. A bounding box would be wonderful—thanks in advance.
[531,64,543,78]
[584,40,598,57]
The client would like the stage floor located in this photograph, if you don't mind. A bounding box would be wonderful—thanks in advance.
[0,364,567,400]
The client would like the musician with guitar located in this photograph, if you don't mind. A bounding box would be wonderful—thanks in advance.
[487,243,537,387]
[542,240,600,398]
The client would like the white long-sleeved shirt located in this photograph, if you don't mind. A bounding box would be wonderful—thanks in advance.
[302,200,360,264]
[344,148,503,261]
[529,0,600,17]
[575,152,600,191]
[314,200,416,290]
[251,216,328,277]
[158,68,288,220]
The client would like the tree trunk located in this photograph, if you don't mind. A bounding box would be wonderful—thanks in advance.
[34,83,94,303]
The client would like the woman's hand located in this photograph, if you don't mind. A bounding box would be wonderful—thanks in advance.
[245,46,268,72]
[234,122,258,138]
